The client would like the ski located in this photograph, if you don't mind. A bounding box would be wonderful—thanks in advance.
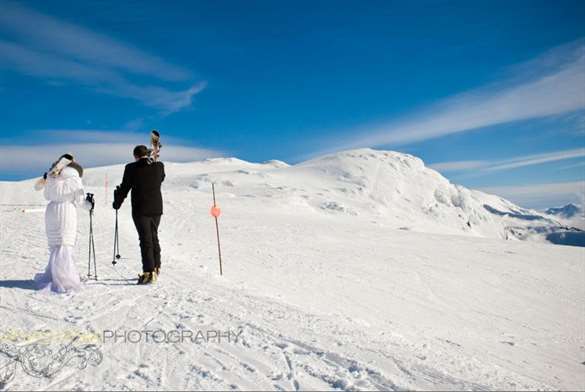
[34,154,74,191]
[150,130,162,162]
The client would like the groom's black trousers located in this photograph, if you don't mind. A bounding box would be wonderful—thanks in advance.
[132,214,161,273]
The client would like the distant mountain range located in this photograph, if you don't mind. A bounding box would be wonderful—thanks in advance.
[545,203,583,219]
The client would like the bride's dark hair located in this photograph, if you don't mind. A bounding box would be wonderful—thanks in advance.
[68,161,84,178]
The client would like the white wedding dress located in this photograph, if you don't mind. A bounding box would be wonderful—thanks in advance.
[34,166,90,293]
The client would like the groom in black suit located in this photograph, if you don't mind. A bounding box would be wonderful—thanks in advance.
[113,145,165,285]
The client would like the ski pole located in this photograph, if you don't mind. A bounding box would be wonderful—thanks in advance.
[91,209,97,280]
[112,210,121,265]
[87,194,97,280]
[87,208,92,279]
[210,183,223,275]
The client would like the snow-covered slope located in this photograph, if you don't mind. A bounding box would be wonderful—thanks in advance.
[80,148,578,245]
[0,148,584,391]
[281,149,565,240]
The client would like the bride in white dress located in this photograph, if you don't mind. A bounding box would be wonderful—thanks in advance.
[34,157,92,293]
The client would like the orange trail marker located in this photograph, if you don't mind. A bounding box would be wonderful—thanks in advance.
[211,183,223,275]
[211,206,221,217]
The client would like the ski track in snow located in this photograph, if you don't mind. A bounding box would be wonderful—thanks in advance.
[1,150,584,391]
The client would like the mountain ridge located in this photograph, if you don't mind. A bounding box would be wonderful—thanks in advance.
[3,148,582,246]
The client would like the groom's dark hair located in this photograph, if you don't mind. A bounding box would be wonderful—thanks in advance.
[133,145,149,158]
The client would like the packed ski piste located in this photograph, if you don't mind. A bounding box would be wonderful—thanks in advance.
[0,131,583,391]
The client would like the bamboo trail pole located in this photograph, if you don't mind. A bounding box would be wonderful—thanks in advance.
[210,183,223,275]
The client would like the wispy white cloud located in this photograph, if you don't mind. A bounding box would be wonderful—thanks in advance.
[0,3,190,81]
[31,129,150,144]
[484,148,585,172]
[558,160,585,171]
[123,118,146,132]
[568,112,585,136]
[430,148,585,173]
[328,39,585,150]
[0,3,205,113]
[428,160,487,172]
[0,130,223,176]
[480,181,585,209]
[31,129,202,146]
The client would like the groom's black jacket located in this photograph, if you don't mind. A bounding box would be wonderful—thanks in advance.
[113,158,165,216]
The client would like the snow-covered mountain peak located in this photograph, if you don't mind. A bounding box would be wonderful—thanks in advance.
[201,157,251,165]
[299,148,425,174]
[282,148,581,243]
[546,203,583,218]
[4,148,582,245]
[262,159,290,168]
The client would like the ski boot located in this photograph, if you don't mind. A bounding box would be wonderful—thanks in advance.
[137,271,157,285]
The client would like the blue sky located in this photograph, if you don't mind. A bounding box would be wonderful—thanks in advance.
[0,0,584,208]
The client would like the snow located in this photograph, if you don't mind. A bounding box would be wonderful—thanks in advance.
[0,148,584,390]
